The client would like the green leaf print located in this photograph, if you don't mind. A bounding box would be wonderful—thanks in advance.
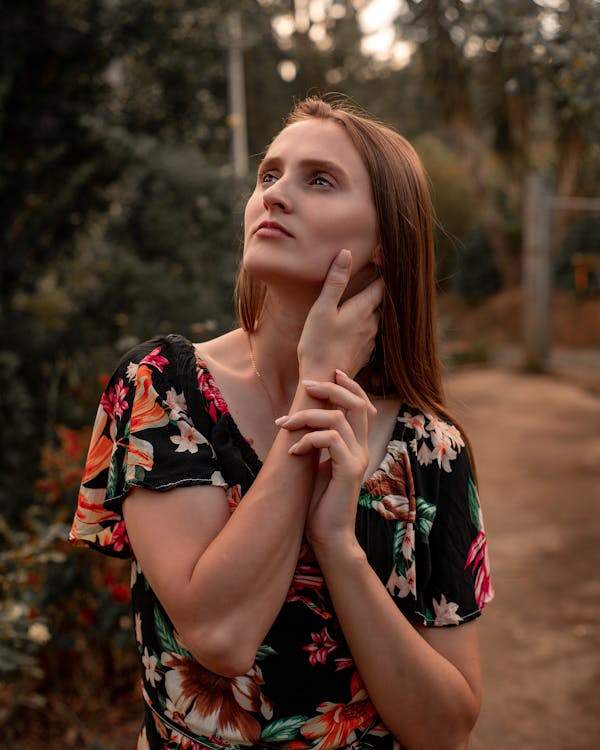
[106,454,118,498]
[358,487,379,508]
[255,644,278,661]
[416,496,437,539]
[392,522,407,562]
[154,605,190,658]
[261,715,309,742]
[468,477,482,530]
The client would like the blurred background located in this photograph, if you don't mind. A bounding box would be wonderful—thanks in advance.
[1,0,599,748]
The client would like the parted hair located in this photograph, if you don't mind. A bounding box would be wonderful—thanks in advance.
[236,96,460,436]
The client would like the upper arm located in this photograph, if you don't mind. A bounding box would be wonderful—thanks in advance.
[416,620,482,707]
[123,483,230,621]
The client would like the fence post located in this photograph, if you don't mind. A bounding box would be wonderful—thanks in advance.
[523,173,552,370]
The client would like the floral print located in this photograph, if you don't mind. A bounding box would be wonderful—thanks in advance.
[303,627,339,667]
[69,334,493,750]
[161,654,273,744]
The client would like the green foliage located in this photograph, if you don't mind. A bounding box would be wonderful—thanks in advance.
[413,133,480,285]
[452,227,502,304]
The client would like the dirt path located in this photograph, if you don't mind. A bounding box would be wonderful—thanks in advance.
[445,366,600,750]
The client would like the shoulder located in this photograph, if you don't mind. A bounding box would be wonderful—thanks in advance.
[114,334,196,379]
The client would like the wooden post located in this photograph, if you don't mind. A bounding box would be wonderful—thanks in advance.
[227,11,248,179]
[523,173,552,371]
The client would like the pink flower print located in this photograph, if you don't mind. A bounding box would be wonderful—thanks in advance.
[170,421,211,454]
[303,627,339,666]
[196,365,229,419]
[398,412,427,439]
[139,346,169,372]
[334,656,354,671]
[110,519,130,553]
[100,378,130,419]
[465,531,495,608]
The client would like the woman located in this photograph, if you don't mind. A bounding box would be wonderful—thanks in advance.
[70,96,494,750]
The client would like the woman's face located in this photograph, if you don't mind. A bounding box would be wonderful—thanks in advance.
[243,118,379,292]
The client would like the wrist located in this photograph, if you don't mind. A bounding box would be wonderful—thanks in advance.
[309,532,366,567]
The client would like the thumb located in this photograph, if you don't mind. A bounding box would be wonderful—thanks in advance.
[317,249,352,306]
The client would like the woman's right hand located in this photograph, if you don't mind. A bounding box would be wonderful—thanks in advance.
[297,249,384,381]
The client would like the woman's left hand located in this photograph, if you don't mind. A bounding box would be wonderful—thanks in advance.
[276,370,376,549]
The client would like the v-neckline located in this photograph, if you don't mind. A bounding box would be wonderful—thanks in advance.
[193,349,407,488]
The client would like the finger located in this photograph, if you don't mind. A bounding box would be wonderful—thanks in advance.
[341,276,384,315]
[288,430,358,471]
[314,249,352,308]
[277,408,359,450]
[302,379,370,446]
[334,370,378,421]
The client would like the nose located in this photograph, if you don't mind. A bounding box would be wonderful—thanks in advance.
[262,178,291,212]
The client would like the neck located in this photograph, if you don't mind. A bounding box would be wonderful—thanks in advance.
[248,285,319,410]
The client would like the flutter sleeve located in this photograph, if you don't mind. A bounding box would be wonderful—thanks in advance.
[69,335,227,558]
[405,414,495,626]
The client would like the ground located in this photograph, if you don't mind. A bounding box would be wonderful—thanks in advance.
[446,357,600,750]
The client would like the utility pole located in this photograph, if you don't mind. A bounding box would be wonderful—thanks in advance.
[227,11,248,179]
[523,173,552,371]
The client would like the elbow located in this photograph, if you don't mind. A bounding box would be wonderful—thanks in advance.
[180,626,258,678]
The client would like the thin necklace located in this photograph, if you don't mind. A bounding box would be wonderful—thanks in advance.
[247,332,279,422]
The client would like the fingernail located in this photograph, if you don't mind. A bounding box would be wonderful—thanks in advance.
[335,369,349,379]
[275,415,289,426]
[302,379,319,387]
[336,249,351,268]
[288,442,299,454]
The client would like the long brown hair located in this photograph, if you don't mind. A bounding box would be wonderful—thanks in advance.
[236,96,462,434]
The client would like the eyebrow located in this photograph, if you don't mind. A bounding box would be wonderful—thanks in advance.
[258,155,349,183]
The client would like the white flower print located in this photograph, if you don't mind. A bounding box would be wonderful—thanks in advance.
[430,431,458,472]
[386,561,416,599]
[165,387,187,419]
[401,523,415,560]
[142,647,162,687]
[136,726,150,750]
[130,559,141,587]
[170,421,210,453]
[126,360,139,383]
[404,410,464,472]
[398,412,427,439]
[135,613,143,644]
[432,594,463,626]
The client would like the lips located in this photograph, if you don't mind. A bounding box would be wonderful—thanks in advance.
[255,221,293,238]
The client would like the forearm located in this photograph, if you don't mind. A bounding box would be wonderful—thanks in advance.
[313,537,480,750]
[178,386,325,672]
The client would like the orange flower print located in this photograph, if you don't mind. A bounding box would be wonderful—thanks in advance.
[300,672,377,750]
[80,406,113,484]
[161,654,273,744]
[130,365,170,434]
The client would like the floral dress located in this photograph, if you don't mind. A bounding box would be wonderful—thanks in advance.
[69,334,494,750]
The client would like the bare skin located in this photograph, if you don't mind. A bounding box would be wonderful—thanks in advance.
[123,118,481,750]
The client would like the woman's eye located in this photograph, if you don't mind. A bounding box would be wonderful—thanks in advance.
[311,175,333,187]
[260,172,277,184]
